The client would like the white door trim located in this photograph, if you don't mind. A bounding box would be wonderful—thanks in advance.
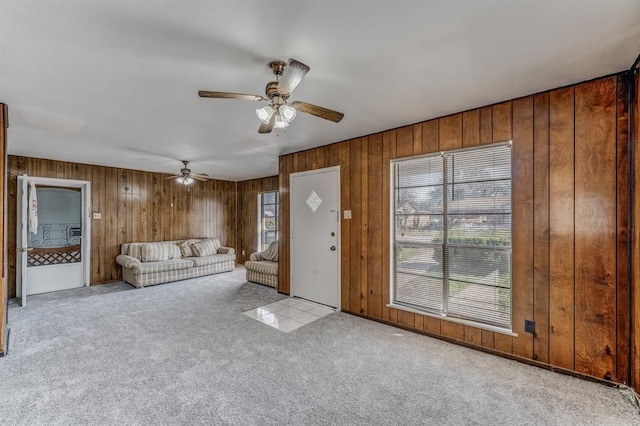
[16,175,92,306]
[289,165,341,310]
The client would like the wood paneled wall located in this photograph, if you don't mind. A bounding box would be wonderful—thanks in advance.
[1,104,7,355]
[7,156,237,298]
[632,67,640,390]
[236,176,279,264]
[279,74,632,384]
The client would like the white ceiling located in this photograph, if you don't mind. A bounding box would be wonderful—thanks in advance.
[1,1,639,181]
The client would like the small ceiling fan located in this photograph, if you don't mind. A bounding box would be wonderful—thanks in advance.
[165,160,208,185]
[198,58,344,133]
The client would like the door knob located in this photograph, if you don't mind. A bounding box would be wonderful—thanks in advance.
[330,246,336,251]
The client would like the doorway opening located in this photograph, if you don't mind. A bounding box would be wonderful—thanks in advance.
[16,176,91,306]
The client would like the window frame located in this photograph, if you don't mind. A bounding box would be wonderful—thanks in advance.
[257,191,279,252]
[388,142,514,335]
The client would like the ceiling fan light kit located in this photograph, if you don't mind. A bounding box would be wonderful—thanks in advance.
[177,176,194,185]
[256,105,274,124]
[257,104,297,129]
[280,104,297,121]
[199,58,344,134]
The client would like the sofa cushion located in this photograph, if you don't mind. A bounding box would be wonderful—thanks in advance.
[185,254,236,267]
[177,239,203,257]
[141,243,181,262]
[134,259,194,275]
[191,239,221,257]
[244,260,278,276]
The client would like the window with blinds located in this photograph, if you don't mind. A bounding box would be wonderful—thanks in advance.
[392,143,512,330]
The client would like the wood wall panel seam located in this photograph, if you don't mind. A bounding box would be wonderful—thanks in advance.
[533,92,551,364]
[614,74,630,383]
[349,139,362,312]
[511,96,535,359]
[367,134,383,318]
[360,137,369,315]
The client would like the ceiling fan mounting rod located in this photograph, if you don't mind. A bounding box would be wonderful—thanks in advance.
[268,60,286,76]
[265,60,289,101]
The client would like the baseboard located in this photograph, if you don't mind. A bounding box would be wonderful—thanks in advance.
[343,309,622,389]
[91,279,123,285]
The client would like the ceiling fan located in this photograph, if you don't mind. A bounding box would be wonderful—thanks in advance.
[198,58,344,133]
[165,160,208,185]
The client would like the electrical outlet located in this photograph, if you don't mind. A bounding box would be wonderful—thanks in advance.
[92,212,101,219]
[524,320,536,334]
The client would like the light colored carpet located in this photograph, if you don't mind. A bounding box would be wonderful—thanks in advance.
[0,267,637,425]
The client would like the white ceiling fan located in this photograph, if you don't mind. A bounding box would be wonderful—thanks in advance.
[198,58,344,133]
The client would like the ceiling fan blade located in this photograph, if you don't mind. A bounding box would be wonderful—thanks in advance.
[290,101,344,123]
[165,175,181,180]
[198,91,265,102]
[191,173,209,178]
[276,59,310,98]
[258,112,276,134]
[191,175,209,182]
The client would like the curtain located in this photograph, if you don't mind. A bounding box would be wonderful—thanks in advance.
[28,182,38,234]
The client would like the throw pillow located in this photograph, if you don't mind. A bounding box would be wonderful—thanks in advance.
[191,239,218,257]
[262,240,278,262]
[179,241,194,258]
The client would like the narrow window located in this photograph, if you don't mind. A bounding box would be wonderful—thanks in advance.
[258,191,279,251]
[391,143,512,330]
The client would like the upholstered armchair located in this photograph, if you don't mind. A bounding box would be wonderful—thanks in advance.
[244,241,278,288]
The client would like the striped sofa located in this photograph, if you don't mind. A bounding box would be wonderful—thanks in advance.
[245,241,278,288]
[116,239,236,288]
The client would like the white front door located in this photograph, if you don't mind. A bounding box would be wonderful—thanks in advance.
[290,167,340,308]
[16,175,91,305]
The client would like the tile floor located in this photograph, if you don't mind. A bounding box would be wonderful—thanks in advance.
[243,298,335,332]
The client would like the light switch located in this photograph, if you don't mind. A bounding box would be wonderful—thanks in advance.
[344,210,352,219]
[93,212,102,219]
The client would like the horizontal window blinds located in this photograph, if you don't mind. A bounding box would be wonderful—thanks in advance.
[393,143,512,329]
